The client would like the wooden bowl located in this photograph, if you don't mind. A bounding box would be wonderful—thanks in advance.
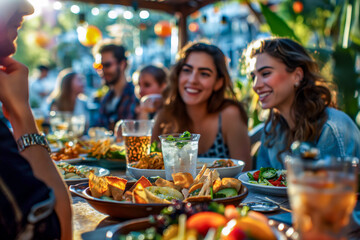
[70,182,248,219]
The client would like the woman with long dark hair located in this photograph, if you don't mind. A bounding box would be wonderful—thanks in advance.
[243,37,360,168]
[48,68,87,116]
[152,42,252,170]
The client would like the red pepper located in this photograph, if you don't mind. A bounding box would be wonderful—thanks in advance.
[253,170,260,181]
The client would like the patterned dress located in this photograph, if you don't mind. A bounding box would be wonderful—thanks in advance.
[198,115,230,158]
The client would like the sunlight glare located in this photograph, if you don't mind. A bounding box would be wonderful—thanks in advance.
[123,11,133,20]
[26,0,50,19]
[91,7,100,16]
[53,1,62,10]
[70,5,80,14]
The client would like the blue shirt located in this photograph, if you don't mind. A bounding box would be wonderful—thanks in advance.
[256,108,360,169]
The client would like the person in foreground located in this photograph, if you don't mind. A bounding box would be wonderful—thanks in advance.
[152,42,252,170]
[243,37,360,169]
[0,0,72,239]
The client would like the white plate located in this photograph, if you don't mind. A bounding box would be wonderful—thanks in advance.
[238,170,288,196]
[128,158,245,179]
[57,164,110,185]
[52,154,98,164]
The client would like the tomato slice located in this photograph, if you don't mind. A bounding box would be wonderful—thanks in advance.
[253,170,260,181]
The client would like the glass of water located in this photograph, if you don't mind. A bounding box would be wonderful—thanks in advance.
[49,111,71,138]
[159,133,200,180]
[70,114,86,137]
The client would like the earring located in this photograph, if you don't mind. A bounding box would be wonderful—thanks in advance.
[294,82,300,88]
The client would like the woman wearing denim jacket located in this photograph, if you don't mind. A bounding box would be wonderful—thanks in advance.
[243,37,360,169]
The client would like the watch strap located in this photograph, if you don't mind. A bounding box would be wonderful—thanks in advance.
[17,133,51,154]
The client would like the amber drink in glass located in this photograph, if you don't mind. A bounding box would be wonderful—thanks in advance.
[285,155,358,239]
[121,120,154,166]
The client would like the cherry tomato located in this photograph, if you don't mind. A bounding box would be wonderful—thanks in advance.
[253,170,260,181]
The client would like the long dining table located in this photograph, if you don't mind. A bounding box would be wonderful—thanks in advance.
[71,168,360,240]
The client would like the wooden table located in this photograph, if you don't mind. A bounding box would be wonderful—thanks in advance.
[71,169,360,240]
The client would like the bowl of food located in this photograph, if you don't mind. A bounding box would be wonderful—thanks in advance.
[238,168,287,196]
[105,202,297,240]
[128,154,245,179]
[70,166,248,219]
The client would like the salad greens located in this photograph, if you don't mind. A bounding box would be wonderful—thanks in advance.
[247,167,287,187]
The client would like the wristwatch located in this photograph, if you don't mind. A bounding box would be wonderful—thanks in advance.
[17,133,51,154]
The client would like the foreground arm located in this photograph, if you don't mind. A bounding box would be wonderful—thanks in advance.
[0,57,72,240]
[222,105,252,171]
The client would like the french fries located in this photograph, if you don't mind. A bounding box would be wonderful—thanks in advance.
[51,142,89,161]
[87,139,124,159]
[134,152,164,169]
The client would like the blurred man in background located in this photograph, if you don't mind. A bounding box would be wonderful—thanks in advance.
[94,43,138,131]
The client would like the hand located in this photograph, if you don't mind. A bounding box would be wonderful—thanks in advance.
[0,57,31,120]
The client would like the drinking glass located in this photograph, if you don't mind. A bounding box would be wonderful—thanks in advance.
[159,133,200,180]
[49,111,71,138]
[70,114,86,137]
[32,108,45,133]
[121,120,154,166]
[140,94,163,113]
[284,155,358,239]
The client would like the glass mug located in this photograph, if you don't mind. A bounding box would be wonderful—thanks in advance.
[121,120,154,166]
[284,155,358,239]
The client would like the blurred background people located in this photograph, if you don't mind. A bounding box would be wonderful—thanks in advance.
[134,65,168,119]
[48,69,89,135]
[29,65,54,113]
[243,37,360,169]
[152,42,252,170]
[93,43,138,131]
[48,69,88,116]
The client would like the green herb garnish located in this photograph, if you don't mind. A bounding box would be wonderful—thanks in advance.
[166,131,192,149]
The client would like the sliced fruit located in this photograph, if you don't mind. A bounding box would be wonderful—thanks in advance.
[186,211,227,236]
[235,216,276,240]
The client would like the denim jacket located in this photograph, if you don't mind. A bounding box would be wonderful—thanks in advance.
[256,107,360,169]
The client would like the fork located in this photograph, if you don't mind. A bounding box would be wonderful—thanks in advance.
[264,197,292,213]
[255,196,292,213]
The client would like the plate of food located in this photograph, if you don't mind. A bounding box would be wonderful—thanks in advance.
[51,139,127,169]
[84,139,127,169]
[56,162,110,185]
[69,166,248,219]
[128,154,245,179]
[104,203,297,240]
[238,168,287,196]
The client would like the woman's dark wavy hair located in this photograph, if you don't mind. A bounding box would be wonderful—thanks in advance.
[158,42,247,133]
[244,37,336,159]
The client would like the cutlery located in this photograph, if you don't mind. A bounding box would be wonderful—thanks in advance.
[264,197,292,213]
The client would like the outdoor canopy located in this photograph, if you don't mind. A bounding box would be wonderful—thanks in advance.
[57,0,219,48]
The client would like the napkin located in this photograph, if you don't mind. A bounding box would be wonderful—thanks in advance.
[268,212,292,226]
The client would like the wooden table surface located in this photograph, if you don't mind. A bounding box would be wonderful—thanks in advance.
[71,168,360,240]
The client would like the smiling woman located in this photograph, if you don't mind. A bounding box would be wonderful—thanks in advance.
[152,42,252,171]
[243,37,360,169]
